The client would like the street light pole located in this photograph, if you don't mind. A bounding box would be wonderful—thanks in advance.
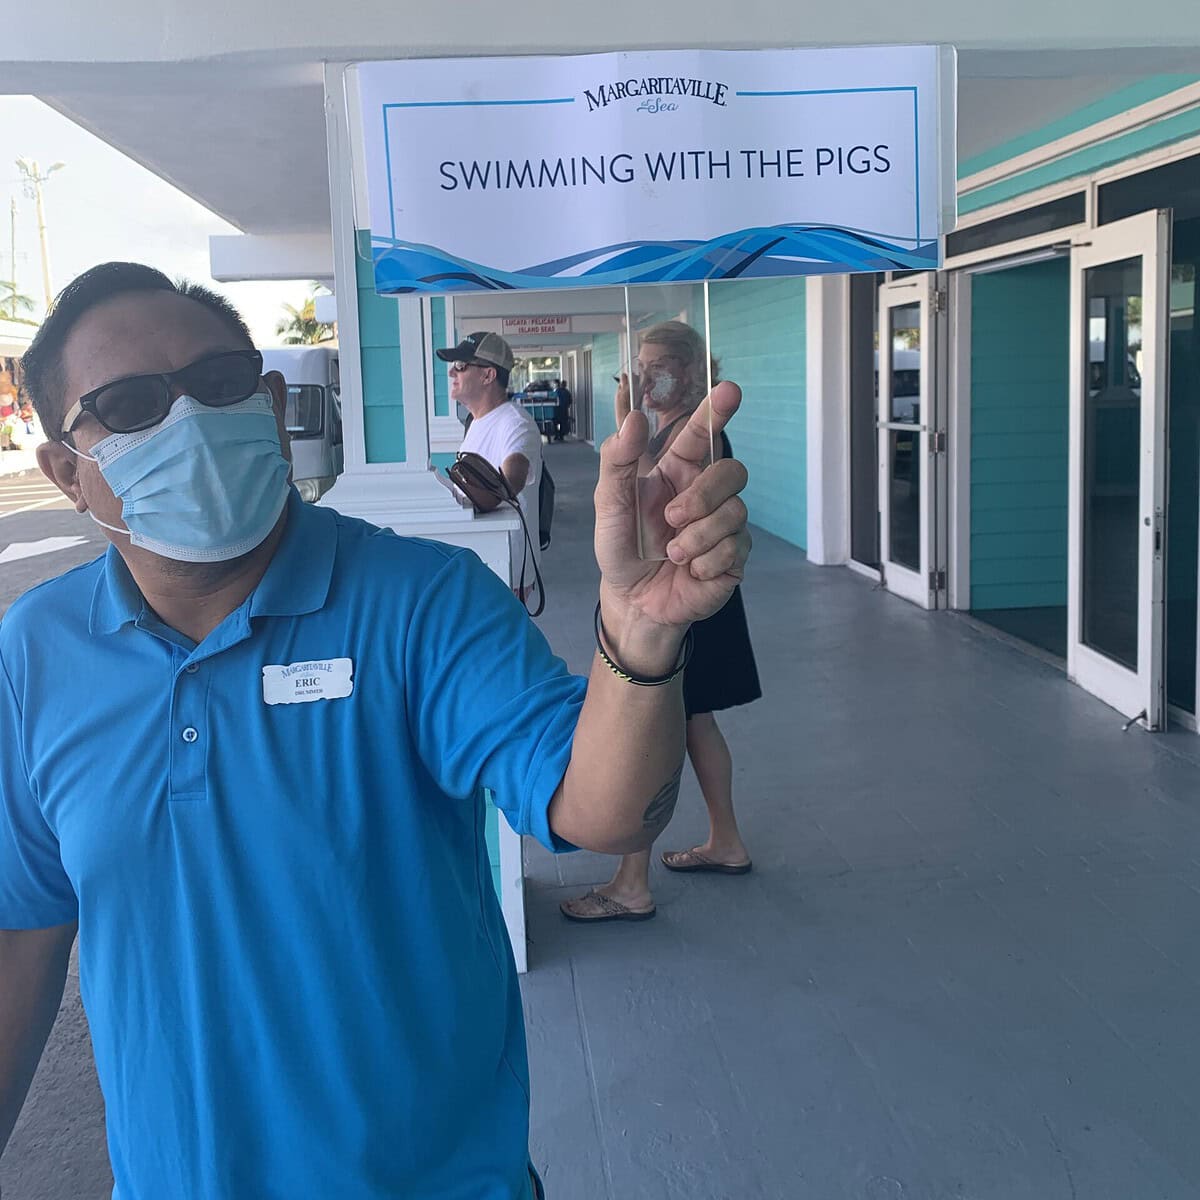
[33,167,51,309]
[16,159,65,311]
[8,198,15,320]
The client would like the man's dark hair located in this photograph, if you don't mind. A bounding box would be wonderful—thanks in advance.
[22,262,255,440]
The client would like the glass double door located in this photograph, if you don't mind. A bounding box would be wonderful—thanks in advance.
[871,213,1176,730]
[878,274,944,609]
[1068,210,1173,729]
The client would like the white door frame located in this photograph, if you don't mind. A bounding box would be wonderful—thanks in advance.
[878,274,941,608]
[1067,208,1172,728]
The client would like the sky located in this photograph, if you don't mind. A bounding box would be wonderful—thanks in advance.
[0,97,307,344]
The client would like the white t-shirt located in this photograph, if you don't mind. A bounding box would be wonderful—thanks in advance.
[460,401,543,591]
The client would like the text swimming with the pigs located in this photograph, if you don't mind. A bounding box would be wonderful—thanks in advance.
[437,146,893,192]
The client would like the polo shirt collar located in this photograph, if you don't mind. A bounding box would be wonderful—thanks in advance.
[250,489,337,620]
[88,489,337,636]
[89,544,145,635]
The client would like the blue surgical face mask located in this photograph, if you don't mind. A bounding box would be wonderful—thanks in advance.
[66,391,290,563]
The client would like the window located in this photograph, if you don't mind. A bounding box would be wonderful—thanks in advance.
[946,193,1085,259]
[330,386,343,447]
[849,273,882,566]
[285,385,325,438]
[893,368,921,399]
[1099,154,1200,226]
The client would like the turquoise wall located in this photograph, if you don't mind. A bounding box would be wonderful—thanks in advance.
[707,279,807,550]
[970,259,1070,611]
[356,231,406,463]
[591,333,621,446]
[431,298,450,418]
[960,94,1200,216]
[959,76,1200,179]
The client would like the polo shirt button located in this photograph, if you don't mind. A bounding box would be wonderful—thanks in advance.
[182,727,199,744]
[184,663,199,674]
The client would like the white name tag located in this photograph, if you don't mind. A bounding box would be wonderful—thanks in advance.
[262,658,354,705]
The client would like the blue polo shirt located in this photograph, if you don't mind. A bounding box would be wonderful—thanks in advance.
[0,492,586,1199]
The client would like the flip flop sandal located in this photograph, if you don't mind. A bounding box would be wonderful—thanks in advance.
[661,849,753,876]
[560,890,657,923]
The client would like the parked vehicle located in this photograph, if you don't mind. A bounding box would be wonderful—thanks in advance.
[260,347,343,502]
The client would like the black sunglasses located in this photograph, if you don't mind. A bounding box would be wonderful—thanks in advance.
[61,349,266,437]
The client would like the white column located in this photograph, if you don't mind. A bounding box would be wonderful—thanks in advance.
[805,275,852,565]
[322,61,368,480]
[318,62,474,525]
[426,297,470,457]
[318,62,529,971]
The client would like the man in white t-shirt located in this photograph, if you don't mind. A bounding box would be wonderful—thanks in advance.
[437,331,542,598]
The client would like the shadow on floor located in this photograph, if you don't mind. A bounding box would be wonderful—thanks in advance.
[971,605,1068,661]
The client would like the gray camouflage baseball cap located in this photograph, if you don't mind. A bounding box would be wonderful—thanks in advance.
[435,331,515,372]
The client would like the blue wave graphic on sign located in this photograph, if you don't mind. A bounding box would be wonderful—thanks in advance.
[370,226,938,294]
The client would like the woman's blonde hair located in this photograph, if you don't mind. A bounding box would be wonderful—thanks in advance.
[640,320,720,409]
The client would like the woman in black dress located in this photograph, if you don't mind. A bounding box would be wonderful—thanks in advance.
[562,321,762,922]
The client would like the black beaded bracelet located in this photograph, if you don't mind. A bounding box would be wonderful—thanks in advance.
[593,601,694,687]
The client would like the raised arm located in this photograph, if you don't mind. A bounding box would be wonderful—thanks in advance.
[548,383,749,852]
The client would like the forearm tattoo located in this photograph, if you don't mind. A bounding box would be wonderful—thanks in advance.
[642,761,684,835]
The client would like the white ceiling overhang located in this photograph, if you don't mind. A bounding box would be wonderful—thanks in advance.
[0,48,1195,247]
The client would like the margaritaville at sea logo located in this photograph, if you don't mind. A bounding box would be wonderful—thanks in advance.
[583,75,729,114]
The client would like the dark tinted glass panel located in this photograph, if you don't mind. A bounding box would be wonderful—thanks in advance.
[1099,154,1200,226]
[888,429,920,571]
[849,273,881,566]
[946,193,1085,259]
[888,304,921,423]
[285,385,324,437]
[1082,257,1142,670]
[886,302,922,570]
[1167,218,1200,711]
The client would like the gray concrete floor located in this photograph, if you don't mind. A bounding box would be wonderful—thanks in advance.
[9,443,1200,1198]
[523,441,1200,1200]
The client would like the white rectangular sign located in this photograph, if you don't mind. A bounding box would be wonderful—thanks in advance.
[502,315,573,336]
[357,46,956,295]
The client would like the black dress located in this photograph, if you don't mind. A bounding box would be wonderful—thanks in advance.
[648,418,763,719]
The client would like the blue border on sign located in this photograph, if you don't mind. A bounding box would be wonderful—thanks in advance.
[382,99,575,240]
[735,86,921,247]
[376,84,926,285]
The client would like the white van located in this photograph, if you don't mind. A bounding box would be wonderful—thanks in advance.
[260,347,343,502]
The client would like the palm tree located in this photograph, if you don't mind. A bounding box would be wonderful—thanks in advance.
[275,284,334,345]
[0,280,36,322]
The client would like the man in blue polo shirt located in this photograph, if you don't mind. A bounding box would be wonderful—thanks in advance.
[0,263,750,1200]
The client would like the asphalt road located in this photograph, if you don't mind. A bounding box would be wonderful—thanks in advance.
[0,469,113,1199]
[0,469,107,617]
